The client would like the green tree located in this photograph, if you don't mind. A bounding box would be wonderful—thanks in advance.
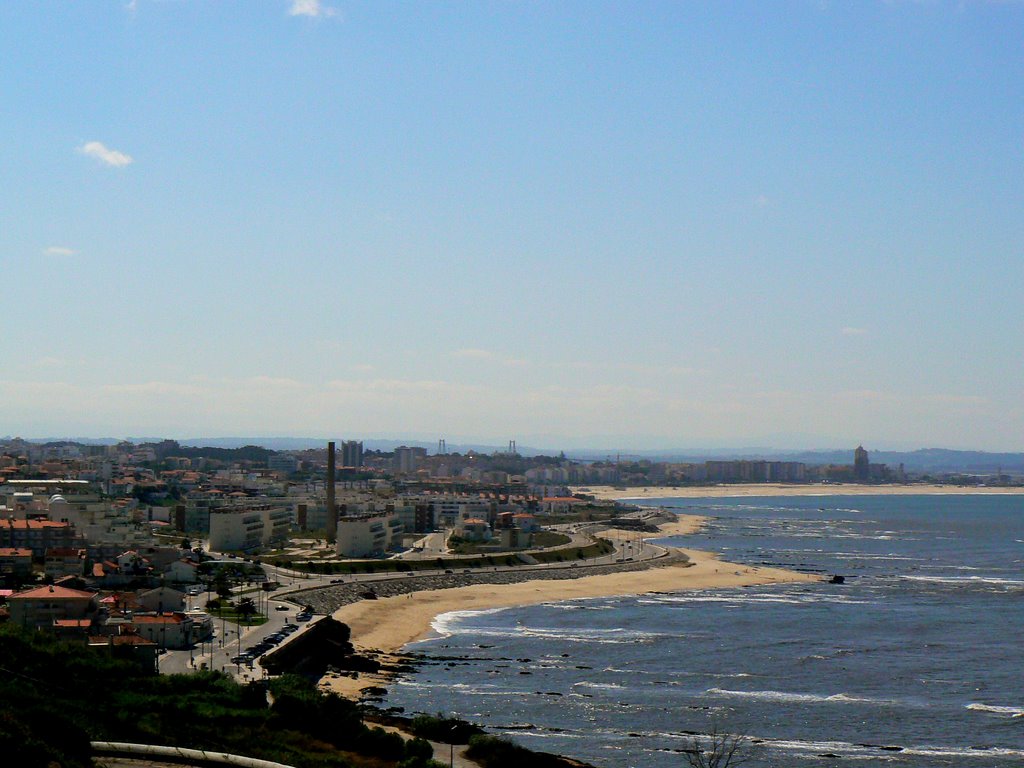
[236,597,257,625]
[215,576,233,600]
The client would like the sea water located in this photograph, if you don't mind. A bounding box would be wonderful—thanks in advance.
[381,495,1024,767]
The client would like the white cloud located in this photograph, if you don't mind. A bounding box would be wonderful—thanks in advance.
[754,194,770,208]
[43,246,76,256]
[288,0,338,18]
[841,326,868,336]
[78,141,133,167]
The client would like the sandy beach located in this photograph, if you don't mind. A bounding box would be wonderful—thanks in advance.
[576,483,1024,501]
[320,514,816,699]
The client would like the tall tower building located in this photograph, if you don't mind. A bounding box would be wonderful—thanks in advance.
[853,445,870,481]
[341,440,363,468]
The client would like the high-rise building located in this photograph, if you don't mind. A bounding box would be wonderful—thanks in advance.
[393,446,427,474]
[854,445,870,481]
[341,440,363,468]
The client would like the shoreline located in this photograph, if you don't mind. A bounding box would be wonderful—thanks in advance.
[319,515,817,700]
[575,482,1024,501]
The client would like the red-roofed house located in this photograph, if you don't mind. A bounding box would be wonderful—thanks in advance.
[53,617,93,641]
[7,584,99,628]
[128,612,193,649]
[0,518,78,556]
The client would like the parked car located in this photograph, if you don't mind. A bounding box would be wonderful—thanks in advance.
[274,605,289,611]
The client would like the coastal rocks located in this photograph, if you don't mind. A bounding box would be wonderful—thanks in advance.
[828,574,846,584]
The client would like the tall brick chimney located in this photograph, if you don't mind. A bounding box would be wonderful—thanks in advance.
[325,441,337,543]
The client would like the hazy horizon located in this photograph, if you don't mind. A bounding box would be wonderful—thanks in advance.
[3,2,1021,450]
[4,432,1020,458]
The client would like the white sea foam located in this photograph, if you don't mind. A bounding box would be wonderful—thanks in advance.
[706,687,891,705]
[966,702,1024,717]
[572,681,624,690]
[649,592,874,607]
[428,607,514,638]
[900,746,1024,758]
[769,739,1024,760]
[520,626,663,644]
[639,731,1024,761]
[901,575,1024,587]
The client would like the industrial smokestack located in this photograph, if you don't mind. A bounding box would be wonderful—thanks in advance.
[326,441,337,543]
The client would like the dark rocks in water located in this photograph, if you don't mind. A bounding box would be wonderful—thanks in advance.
[519,670,532,675]
[859,743,904,752]
[829,574,846,584]
[575,665,592,670]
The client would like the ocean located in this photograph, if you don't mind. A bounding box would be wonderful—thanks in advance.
[381,495,1024,767]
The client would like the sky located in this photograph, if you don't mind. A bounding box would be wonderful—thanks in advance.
[1,1,1022,451]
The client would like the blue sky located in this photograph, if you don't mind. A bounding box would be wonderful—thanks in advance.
[1,1,1022,450]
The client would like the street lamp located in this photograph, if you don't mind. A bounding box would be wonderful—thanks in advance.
[449,724,456,768]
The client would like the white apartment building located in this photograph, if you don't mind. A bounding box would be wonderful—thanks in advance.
[48,495,153,552]
[335,514,403,558]
[208,505,292,552]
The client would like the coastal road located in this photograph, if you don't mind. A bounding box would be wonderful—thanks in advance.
[158,593,313,679]
[160,529,671,679]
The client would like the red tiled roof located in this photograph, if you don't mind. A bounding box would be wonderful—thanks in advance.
[0,547,33,557]
[11,585,95,600]
[1,519,71,529]
[46,547,85,557]
[89,635,156,647]
[131,613,187,624]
